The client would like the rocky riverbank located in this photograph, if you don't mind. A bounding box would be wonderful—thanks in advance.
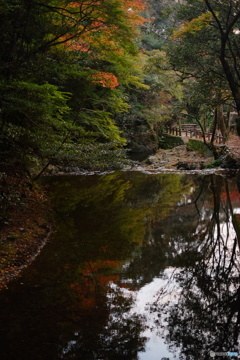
[135,134,240,172]
[142,144,212,171]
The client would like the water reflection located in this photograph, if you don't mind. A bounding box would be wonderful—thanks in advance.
[0,171,239,360]
[147,175,240,360]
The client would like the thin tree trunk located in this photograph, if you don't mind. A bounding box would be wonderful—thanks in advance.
[218,104,227,138]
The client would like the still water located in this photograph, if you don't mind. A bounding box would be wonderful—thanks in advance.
[0,171,240,360]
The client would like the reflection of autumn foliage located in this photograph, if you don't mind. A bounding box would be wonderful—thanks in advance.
[70,281,96,310]
[70,259,121,310]
[221,190,240,203]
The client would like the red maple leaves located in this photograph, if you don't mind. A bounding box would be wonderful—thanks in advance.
[91,71,119,89]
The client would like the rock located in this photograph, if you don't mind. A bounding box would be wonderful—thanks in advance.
[146,156,156,165]
[176,161,197,170]
[220,153,239,169]
[130,142,148,153]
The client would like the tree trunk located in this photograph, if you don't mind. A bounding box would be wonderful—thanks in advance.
[218,104,227,138]
[219,49,240,135]
[210,109,217,143]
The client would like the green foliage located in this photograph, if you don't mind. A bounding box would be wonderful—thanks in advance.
[0,81,71,166]
[78,110,126,145]
[171,12,212,38]
[165,0,240,132]
[141,0,178,51]
[204,158,222,169]
[1,81,70,125]
[143,50,183,126]
[54,142,132,171]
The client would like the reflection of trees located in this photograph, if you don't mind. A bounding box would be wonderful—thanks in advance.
[48,173,240,360]
[5,172,240,359]
[44,171,192,270]
[0,172,192,360]
[119,176,203,289]
[149,175,240,360]
[0,258,147,360]
[60,284,147,360]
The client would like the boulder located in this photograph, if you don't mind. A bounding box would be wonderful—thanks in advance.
[176,161,197,170]
[219,152,240,169]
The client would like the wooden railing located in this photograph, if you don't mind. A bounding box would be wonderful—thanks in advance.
[167,127,226,144]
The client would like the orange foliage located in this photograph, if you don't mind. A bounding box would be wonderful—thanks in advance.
[91,71,119,89]
[121,0,147,27]
[60,0,147,54]
[64,37,90,52]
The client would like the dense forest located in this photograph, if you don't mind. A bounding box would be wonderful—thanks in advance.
[1,0,240,176]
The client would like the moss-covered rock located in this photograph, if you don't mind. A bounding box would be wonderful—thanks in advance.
[159,134,184,149]
[186,139,213,158]
[204,159,222,169]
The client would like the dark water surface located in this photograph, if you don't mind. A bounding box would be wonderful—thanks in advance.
[1,171,240,360]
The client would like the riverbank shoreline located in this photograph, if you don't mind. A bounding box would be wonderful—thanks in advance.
[0,176,53,289]
[136,134,240,172]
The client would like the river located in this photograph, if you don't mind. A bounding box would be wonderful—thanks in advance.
[0,170,240,360]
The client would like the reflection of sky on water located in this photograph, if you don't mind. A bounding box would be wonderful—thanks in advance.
[124,210,240,360]
[132,268,181,360]
[108,269,181,359]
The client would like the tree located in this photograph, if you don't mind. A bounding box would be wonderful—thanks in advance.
[204,1,240,121]
[166,0,240,135]
[0,0,148,174]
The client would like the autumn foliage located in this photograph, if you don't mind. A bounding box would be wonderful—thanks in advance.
[0,0,149,183]
[91,71,119,89]
[62,0,147,88]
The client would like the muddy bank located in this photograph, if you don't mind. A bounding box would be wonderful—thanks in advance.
[0,176,52,289]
